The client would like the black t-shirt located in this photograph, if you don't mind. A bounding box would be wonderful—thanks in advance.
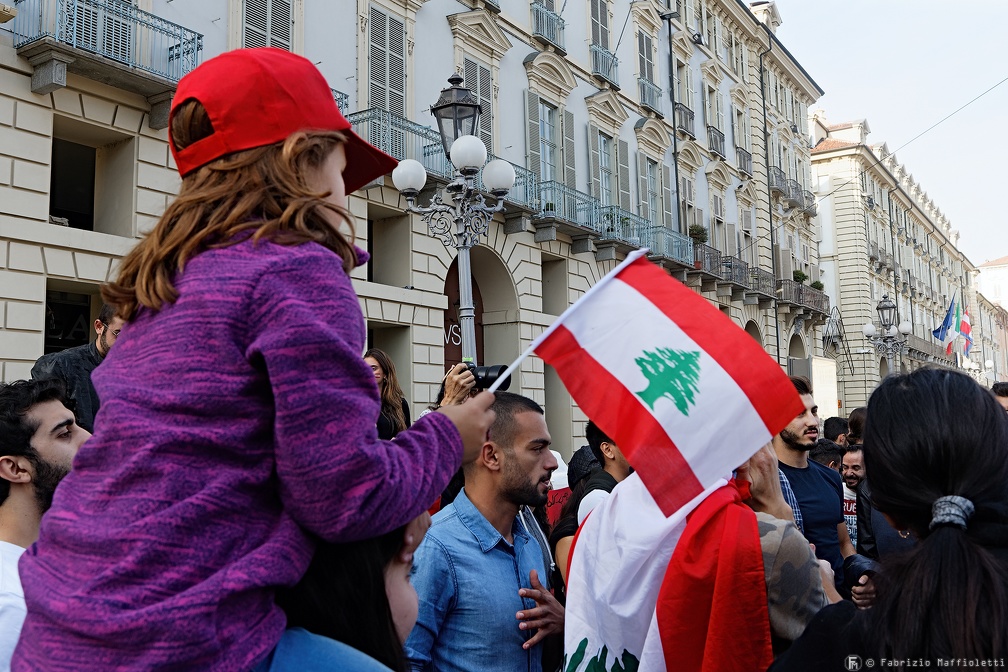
[376,397,410,440]
[779,460,845,577]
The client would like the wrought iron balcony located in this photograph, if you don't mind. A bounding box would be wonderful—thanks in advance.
[749,267,775,297]
[332,88,349,114]
[641,225,694,267]
[348,108,453,181]
[590,43,619,88]
[538,180,603,237]
[638,77,662,115]
[802,190,817,216]
[786,179,802,207]
[707,126,726,160]
[693,242,724,278]
[722,256,749,286]
[674,102,695,137]
[768,166,787,195]
[531,1,565,52]
[478,154,539,212]
[868,241,879,261]
[597,205,648,248]
[13,0,203,126]
[801,284,830,315]
[777,279,802,305]
[736,147,752,177]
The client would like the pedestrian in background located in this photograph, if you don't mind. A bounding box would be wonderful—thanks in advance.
[365,348,411,440]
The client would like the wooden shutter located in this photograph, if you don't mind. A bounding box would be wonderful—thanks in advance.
[662,165,674,229]
[526,90,541,181]
[588,124,601,198]
[637,153,649,221]
[726,222,737,255]
[465,58,493,153]
[638,32,654,82]
[244,0,291,50]
[618,139,631,211]
[369,7,406,115]
[562,109,577,188]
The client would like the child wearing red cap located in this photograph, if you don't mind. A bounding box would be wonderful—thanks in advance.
[14,48,494,671]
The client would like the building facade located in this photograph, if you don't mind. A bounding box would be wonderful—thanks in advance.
[0,0,830,457]
[810,113,1003,409]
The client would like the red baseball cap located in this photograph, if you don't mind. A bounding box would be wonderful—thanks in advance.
[168,47,398,193]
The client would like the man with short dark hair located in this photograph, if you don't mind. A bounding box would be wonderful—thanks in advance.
[406,392,563,672]
[809,440,844,473]
[823,417,849,446]
[576,420,631,524]
[773,377,855,589]
[840,445,864,549]
[0,379,88,668]
[31,303,124,433]
[992,382,1008,412]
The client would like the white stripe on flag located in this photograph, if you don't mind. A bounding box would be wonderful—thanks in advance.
[559,277,774,486]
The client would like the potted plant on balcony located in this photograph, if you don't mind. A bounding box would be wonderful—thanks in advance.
[688,224,708,244]
[543,201,555,215]
[810,280,824,291]
[792,269,808,284]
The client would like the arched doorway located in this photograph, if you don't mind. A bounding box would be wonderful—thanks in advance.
[788,333,807,359]
[744,320,763,346]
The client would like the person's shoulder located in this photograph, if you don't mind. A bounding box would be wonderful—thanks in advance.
[808,459,843,484]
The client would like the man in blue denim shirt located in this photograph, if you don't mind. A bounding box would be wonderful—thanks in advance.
[405,392,564,672]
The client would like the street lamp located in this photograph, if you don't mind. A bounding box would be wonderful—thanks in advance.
[862,294,912,361]
[391,75,516,365]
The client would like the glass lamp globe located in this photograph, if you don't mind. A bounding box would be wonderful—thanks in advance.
[391,159,427,194]
[449,135,487,172]
[862,323,877,338]
[482,159,516,193]
[898,320,912,336]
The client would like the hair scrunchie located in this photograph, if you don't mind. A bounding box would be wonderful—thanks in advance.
[929,495,975,530]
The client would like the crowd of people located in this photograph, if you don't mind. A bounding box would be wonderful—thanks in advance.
[0,48,1005,672]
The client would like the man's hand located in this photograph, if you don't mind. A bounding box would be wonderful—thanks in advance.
[818,559,843,604]
[442,363,476,406]
[738,442,794,522]
[516,569,564,649]
[851,574,876,609]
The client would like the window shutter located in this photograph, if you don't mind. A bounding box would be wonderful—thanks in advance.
[618,139,631,211]
[685,66,695,110]
[465,58,493,153]
[387,14,406,116]
[662,165,674,229]
[526,90,541,180]
[244,0,290,50]
[562,109,577,188]
[588,125,601,198]
[637,153,649,221]
[269,0,291,49]
[726,222,737,255]
[590,0,602,45]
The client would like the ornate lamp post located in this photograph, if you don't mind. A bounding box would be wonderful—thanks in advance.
[862,294,912,362]
[391,75,516,365]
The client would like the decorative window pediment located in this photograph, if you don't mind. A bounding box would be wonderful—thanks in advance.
[678,140,703,172]
[634,117,672,159]
[585,88,629,135]
[704,160,732,189]
[738,179,758,204]
[729,83,748,109]
[523,50,577,101]
[700,58,723,86]
[447,9,512,61]
[631,1,662,35]
[671,30,695,62]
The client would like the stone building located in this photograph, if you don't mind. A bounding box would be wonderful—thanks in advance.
[0,0,829,456]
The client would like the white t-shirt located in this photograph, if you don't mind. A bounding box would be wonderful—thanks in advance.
[842,484,858,550]
[0,541,26,672]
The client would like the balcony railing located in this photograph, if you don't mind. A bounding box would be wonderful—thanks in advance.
[786,179,802,207]
[674,102,695,137]
[478,154,539,212]
[722,256,749,286]
[639,77,662,115]
[693,243,723,278]
[707,126,726,160]
[597,205,648,247]
[348,108,453,181]
[13,0,203,83]
[590,43,619,87]
[750,267,775,297]
[777,279,802,304]
[801,284,830,314]
[736,147,752,177]
[539,180,602,235]
[641,225,694,267]
[768,166,787,195]
[332,88,349,115]
[531,1,565,51]
[802,190,817,216]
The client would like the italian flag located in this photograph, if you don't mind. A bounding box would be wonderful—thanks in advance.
[524,249,803,516]
[946,297,961,355]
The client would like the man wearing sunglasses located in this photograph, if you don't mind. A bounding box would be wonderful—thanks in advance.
[31,303,123,433]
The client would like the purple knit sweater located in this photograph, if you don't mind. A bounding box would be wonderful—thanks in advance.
[14,239,462,671]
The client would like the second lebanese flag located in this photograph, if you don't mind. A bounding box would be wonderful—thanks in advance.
[533,249,803,516]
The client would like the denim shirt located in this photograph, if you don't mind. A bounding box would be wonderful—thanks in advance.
[405,489,545,672]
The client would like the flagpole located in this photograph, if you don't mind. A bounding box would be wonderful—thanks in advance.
[487,248,651,393]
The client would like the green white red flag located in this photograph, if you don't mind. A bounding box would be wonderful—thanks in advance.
[510,249,803,516]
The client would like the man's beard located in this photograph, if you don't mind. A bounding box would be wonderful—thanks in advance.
[501,463,549,507]
[98,329,113,357]
[30,455,71,513]
[780,427,813,452]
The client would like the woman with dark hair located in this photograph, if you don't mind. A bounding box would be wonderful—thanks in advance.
[365,348,410,440]
[771,368,1008,670]
[845,406,866,446]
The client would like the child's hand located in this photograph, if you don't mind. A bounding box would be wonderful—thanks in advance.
[438,391,495,465]
[399,512,431,563]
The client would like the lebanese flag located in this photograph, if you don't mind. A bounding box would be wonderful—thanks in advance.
[960,307,973,356]
[529,249,803,516]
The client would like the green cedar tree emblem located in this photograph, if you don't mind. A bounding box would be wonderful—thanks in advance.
[634,347,702,415]
[564,639,639,672]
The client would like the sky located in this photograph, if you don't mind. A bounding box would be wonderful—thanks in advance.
[770,0,1008,268]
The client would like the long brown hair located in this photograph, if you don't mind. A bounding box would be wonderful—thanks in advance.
[102,99,358,319]
[364,348,406,433]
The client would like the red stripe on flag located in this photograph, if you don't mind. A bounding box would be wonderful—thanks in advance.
[617,257,803,435]
[537,324,704,516]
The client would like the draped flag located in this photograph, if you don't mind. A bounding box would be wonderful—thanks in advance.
[933,294,958,354]
[525,249,804,517]
[960,306,973,357]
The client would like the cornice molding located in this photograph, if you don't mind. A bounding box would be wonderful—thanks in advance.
[585,88,629,135]
[523,50,577,101]
[447,9,512,61]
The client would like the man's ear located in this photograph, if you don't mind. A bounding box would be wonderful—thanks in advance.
[94,318,105,336]
[0,456,33,485]
[479,442,502,472]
